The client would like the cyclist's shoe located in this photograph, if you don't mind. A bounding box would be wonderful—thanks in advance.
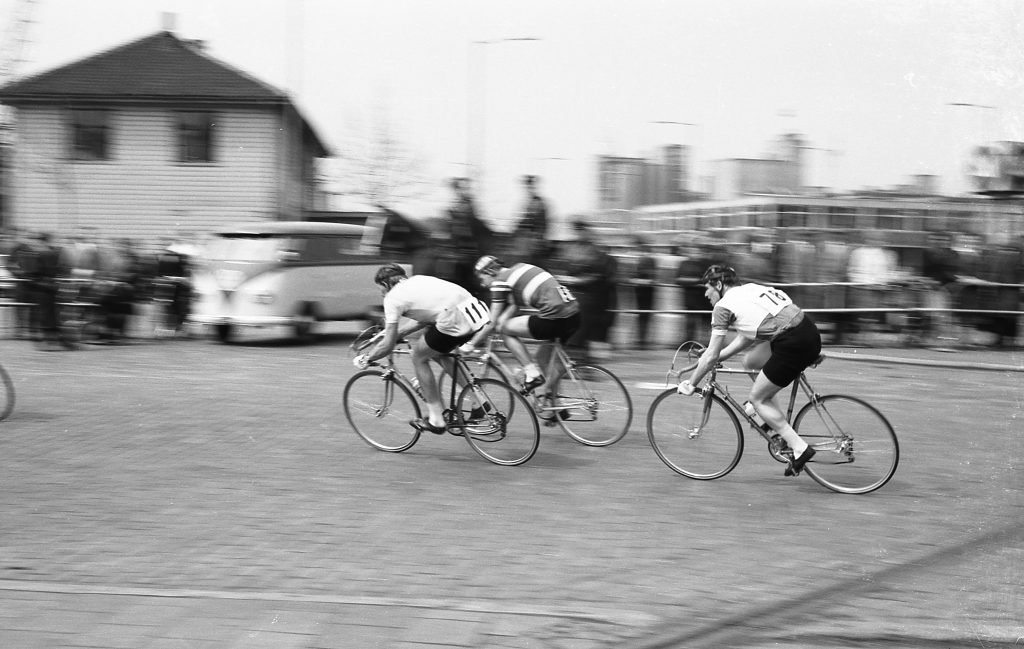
[410,418,446,435]
[521,374,545,394]
[537,394,569,426]
[785,446,816,477]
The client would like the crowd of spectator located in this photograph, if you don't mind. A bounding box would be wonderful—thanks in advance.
[617,227,1024,350]
[0,229,193,349]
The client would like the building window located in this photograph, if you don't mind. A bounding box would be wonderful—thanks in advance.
[178,111,216,163]
[70,109,110,161]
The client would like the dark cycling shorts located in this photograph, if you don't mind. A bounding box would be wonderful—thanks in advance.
[527,312,581,343]
[763,316,822,388]
[423,326,475,353]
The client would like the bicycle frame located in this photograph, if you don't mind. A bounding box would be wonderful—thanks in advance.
[357,333,491,433]
[666,347,823,449]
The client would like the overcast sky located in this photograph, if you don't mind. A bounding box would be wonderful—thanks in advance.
[3,0,1022,229]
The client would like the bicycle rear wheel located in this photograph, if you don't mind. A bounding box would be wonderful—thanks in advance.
[646,389,744,479]
[457,378,539,466]
[793,395,899,494]
[0,363,14,421]
[550,363,632,446]
[344,369,422,452]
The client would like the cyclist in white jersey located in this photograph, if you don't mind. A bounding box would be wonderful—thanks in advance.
[354,264,490,434]
[466,255,581,403]
[678,265,822,477]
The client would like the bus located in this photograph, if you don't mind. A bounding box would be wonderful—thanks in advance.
[190,221,406,343]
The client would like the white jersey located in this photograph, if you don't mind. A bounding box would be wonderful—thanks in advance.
[383,275,489,337]
[710,283,803,341]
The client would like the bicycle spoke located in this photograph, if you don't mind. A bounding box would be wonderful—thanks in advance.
[646,389,744,479]
[458,378,539,465]
[553,364,632,446]
[795,395,899,494]
[344,369,421,452]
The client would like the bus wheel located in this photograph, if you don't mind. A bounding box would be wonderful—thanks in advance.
[215,323,233,343]
[293,304,318,343]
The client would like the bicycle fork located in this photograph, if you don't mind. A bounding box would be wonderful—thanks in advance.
[684,391,714,439]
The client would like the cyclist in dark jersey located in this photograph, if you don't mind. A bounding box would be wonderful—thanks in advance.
[466,255,581,399]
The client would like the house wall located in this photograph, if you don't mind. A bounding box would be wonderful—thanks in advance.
[8,105,294,246]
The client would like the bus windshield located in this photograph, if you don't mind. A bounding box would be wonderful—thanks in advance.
[205,235,296,262]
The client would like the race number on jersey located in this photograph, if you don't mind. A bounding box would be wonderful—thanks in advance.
[754,287,793,316]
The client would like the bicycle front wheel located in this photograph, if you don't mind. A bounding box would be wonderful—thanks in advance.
[457,378,539,466]
[550,364,633,446]
[344,369,422,452]
[793,395,899,494]
[646,389,744,479]
[0,363,14,421]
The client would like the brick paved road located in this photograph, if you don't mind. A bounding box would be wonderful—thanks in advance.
[0,333,1021,648]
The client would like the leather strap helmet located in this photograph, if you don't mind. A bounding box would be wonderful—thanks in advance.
[474,255,504,276]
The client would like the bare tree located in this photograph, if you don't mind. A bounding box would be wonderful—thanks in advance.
[324,101,432,208]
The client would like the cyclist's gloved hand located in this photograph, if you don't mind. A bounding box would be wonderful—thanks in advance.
[458,343,477,355]
[353,354,370,369]
[677,380,695,396]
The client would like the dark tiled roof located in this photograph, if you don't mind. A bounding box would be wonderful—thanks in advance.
[0,31,286,103]
[0,30,330,155]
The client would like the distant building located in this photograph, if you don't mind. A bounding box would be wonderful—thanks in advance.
[967,141,1024,196]
[0,30,330,241]
[596,144,693,210]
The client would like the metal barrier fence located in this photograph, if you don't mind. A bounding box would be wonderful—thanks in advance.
[609,281,1024,349]
[2,279,1021,347]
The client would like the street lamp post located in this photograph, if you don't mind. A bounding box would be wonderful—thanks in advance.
[467,37,540,209]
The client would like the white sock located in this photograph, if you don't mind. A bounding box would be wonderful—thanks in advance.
[778,428,808,457]
[524,363,542,380]
[426,403,445,427]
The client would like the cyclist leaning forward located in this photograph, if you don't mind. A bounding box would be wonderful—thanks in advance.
[678,265,822,477]
[466,255,581,419]
[354,264,491,435]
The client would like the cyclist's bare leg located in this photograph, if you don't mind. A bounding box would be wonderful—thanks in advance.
[748,371,808,456]
[742,341,771,381]
[535,341,558,394]
[498,315,544,381]
[410,336,447,427]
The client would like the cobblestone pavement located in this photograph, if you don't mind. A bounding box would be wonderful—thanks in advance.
[0,331,1021,648]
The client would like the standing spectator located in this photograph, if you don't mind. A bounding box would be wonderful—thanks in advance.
[847,230,901,342]
[446,177,492,296]
[920,231,961,348]
[675,240,726,343]
[776,231,816,306]
[154,241,194,336]
[555,220,618,361]
[977,234,1022,348]
[631,238,657,350]
[812,229,852,344]
[510,174,549,266]
[27,232,74,350]
[952,232,987,345]
[739,230,778,284]
[95,238,143,342]
[5,229,36,339]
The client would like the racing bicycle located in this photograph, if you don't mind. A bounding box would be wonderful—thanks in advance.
[440,334,633,446]
[343,326,540,466]
[646,342,899,494]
